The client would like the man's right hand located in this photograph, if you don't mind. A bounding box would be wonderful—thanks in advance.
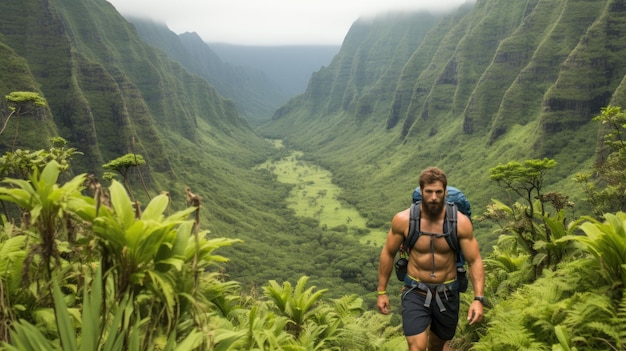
[377,294,391,314]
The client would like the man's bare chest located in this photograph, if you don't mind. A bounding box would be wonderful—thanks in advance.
[410,218,453,254]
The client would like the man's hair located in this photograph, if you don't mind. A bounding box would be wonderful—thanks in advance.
[419,167,448,190]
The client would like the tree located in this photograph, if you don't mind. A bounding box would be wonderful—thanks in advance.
[575,105,626,216]
[102,153,146,203]
[1,92,47,136]
[489,158,557,220]
[487,159,569,276]
[1,92,48,150]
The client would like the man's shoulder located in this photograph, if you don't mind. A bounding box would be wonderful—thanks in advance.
[391,208,411,235]
[455,211,473,238]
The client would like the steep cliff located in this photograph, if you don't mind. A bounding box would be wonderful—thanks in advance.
[262,0,626,224]
[0,0,257,176]
[129,18,289,125]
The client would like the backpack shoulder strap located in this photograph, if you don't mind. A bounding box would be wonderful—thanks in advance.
[444,203,462,262]
[406,202,462,262]
[405,202,421,249]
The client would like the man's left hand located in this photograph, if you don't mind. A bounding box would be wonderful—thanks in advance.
[467,301,484,325]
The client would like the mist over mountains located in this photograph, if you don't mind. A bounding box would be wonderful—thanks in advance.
[127,17,338,125]
[208,43,340,97]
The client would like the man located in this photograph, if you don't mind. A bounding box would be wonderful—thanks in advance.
[377,167,485,351]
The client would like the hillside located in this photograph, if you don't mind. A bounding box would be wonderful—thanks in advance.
[261,0,626,229]
[1,1,625,349]
[128,18,290,126]
[1,0,625,308]
[0,0,384,298]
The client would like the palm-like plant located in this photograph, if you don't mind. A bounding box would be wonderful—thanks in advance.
[2,264,205,351]
[263,276,328,339]
[0,161,88,279]
[483,244,532,299]
[570,212,626,291]
[238,304,293,350]
[72,179,240,343]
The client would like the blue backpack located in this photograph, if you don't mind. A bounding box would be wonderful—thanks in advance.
[396,186,471,291]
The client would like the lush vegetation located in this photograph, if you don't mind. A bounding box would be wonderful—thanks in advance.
[0,106,624,350]
[1,0,626,349]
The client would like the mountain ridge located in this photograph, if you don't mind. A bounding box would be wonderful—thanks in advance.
[261,0,625,226]
[128,17,291,125]
[0,0,383,296]
[2,0,625,299]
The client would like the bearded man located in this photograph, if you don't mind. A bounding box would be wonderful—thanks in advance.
[377,167,485,351]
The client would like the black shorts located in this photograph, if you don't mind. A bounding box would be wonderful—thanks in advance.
[401,288,460,340]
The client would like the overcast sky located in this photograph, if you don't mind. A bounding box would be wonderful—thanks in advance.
[107,0,469,46]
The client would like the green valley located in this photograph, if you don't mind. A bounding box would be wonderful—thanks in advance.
[256,141,387,247]
[1,0,625,349]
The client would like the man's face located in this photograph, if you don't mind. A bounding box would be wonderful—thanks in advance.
[421,181,446,217]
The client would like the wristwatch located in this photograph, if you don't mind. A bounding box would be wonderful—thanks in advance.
[474,296,487,305]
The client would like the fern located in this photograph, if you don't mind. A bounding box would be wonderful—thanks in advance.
[473,313,549,351]
[614,292,626,349]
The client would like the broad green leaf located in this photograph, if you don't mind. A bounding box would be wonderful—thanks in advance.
[134,226,170,264]
[124,221,148,254]
[156,257,185,271]
[141,193,170,221]
[211,329,247,351]
[554,325,571,351]
[109,180,135,229]
[145,270,177,316]
[170,220,193,257]
[0,186,34,209]
[38,161,60,193]
[164,206,198,223]
[174,330,205,351]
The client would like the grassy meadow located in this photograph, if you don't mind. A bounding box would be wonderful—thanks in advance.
[257,142,387,247]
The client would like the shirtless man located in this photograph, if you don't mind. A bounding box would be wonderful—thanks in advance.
[377,167,485,351]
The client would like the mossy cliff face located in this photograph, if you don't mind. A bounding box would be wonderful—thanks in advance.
[0,0,252,176]
[262,0,626,222]
[1,0,624,228]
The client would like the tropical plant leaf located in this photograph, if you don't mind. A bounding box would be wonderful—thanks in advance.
[109,180,134,229]
[145,270,177,317]
[0,235,27,291]
[4,320,57,350]
[52,279,78,351]
[173,329,204,351]
[141,193,169,221]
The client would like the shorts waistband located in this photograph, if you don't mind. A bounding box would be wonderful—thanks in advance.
[404,274,459,291]
[403,274,459,312]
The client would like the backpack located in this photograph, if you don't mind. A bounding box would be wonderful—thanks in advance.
[394,186,471,292]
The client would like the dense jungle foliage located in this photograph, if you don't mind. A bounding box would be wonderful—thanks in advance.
[0,97,624,349]
[1,0,626,349]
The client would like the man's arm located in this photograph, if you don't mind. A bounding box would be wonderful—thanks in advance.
[377,210,408,314]
[457,214,485,324]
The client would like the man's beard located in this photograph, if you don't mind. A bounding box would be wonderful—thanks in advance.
[422,200,445,219]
